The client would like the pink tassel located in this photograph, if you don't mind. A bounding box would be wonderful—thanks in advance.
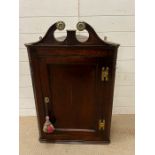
[43,116,55,133]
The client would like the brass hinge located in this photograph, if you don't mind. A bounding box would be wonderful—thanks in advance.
[101,67,109,81]
[99,119,105,130]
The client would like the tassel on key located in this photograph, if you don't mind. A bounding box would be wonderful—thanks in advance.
[43,116,55,133]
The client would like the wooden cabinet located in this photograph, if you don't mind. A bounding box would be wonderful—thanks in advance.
[25,21,119,143]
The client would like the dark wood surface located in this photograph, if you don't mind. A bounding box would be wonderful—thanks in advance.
[25,21,119,143]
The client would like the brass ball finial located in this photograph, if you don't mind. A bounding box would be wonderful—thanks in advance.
[76,21,86,31]
[56,21,65,30]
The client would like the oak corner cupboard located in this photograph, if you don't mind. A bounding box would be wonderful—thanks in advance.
[25,21,120,144]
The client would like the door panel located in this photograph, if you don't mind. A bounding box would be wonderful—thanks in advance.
[48,64,97,131]
[38,56,112,141]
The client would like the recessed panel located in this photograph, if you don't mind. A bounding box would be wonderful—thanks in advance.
[48,64,97,131]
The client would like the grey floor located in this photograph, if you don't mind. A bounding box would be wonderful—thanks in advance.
[20,115,135,155]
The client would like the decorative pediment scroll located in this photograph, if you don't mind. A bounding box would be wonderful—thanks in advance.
[25,21,119,48]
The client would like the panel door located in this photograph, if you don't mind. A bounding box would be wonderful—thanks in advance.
[38,56,112,142]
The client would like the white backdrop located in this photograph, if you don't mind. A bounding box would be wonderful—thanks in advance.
[19,0,135,116]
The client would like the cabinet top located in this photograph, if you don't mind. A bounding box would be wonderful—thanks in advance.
[25,21,119,49]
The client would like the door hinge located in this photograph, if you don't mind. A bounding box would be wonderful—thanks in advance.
[99,119,105,130]
[101,67,109,81]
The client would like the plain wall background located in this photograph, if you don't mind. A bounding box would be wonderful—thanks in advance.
[19,0,135,116]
